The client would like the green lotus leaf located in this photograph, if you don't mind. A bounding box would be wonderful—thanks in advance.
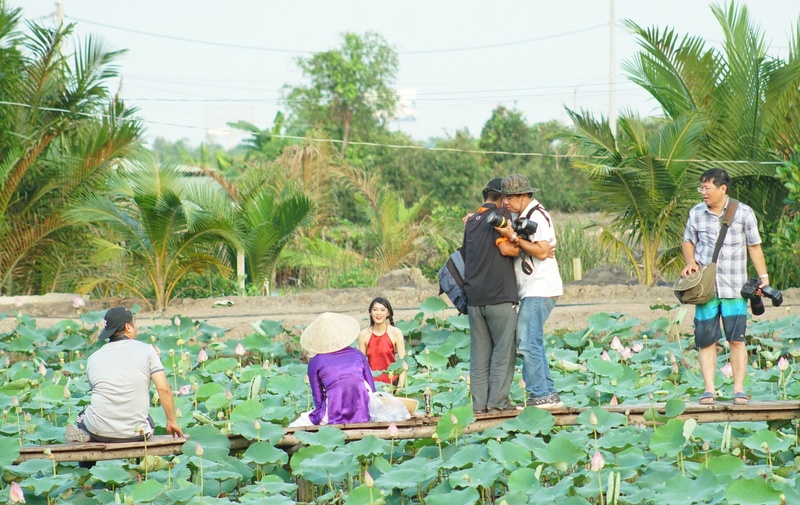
[487,439,532,471]
[0,436,21,467]
[447,460,503,488]
[532,436,584,471]
[576,406,627,433]
[90,462,134,485]
[649,418,687,457]
[426,487,480,505]
[181,425,231,461]
[293,426,345,449]
[127,478,167,502]
[343,485,386,505]
[507,467,541,494]
[501,406,555,435]
[742,430,792,454]
[441,444,487,469]
[706,454,745,477]
[230,399,264,422]
[339,435,390,460]
[419,297,448,313]
[242,441,288,466]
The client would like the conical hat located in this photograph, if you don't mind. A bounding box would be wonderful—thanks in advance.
[300,312,360,354]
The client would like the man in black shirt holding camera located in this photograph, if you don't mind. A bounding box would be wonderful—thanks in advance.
[463,178,520,413]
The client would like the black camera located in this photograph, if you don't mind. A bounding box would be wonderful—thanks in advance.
[486,212,538,238]
[740,277,783,316]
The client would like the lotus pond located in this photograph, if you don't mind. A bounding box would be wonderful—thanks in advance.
[0,297,799,504]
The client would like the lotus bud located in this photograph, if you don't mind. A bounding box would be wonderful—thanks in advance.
[168,349,175,358]
[777,357,789,371]
[609,395,618,406]
[601,350,610,361]
[303,376,310,384]
[387,423,399,438]
[519,379,525,389]
[253,420,261,431]
[174,316,181,326]
[72,296,85,309]
[195,443,204,456]
[621,347,633,360]
[610,336,623,352]
[632,342,644,353]
[12,395,19,407]
[63,385,71,399]
[176,408,182,418]
[589,412,598,426]
[79,363,84,371]
[720,363,733,379]
[25,412,31,422]
[450,414,458,424]
[9,481,25,504]
[702,441,710,451]
[225,389,233,401]
[364,470,374,488]
[192,382,199,391]
[197,349,208,363]
[671,362,679,375]
[590,451,605,471]
[151,336,156,343]
[178,385,191,395]
[263,360,270,370]
[176,339,185,346]
[235,343,245,356]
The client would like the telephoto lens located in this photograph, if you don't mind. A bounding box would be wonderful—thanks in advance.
[750,296,765,316]
[485,212,508,228]
[514,218,538,237]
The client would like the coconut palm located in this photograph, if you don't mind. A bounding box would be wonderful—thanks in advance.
[622,2,800,215]
[564,110,708,286]
[65,156,239,311]
[0,9,140,293]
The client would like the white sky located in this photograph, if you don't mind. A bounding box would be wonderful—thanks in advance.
[13,1,800,148]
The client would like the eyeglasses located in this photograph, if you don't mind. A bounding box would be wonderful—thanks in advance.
[697,186,717,193]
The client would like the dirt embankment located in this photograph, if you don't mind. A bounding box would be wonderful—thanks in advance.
[1,268,796,340]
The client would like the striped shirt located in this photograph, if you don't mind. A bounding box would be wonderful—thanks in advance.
[682,198,761,299]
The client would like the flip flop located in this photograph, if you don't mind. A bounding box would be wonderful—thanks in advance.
[733,392,750,405]
[698,391,716,405]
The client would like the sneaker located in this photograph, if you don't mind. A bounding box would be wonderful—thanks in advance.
[525,393,564,409]
[487,401,519,412]
[65,424,92,443]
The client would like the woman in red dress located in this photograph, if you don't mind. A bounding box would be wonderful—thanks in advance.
[358,297,407,389]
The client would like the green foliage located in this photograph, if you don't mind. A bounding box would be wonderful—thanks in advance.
[65,156,240,310]
[765,156,800,288]
[284,31,398,156]
[0,7,141,294]
[555,215,626,284]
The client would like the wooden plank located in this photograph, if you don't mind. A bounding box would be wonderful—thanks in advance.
[15,401,800,463]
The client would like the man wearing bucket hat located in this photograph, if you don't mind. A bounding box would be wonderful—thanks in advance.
[680,168,769,406]
[495,173,564,409]
[463,178,519,413]
[65,307,183,443]
[302,312,376,425]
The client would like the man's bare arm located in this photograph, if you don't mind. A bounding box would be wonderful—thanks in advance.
[152,371,184,437]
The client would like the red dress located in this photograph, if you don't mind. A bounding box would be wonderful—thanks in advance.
[365,332,397,384]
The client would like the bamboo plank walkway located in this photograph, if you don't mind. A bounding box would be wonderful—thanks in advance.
[15,400,800,464]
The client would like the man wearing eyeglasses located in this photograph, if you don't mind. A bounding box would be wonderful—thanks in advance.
[495,173,563,409]
[681,168,769,406]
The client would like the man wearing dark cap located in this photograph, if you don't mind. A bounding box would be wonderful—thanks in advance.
[65,307,183,443]
[463,178,520,413]
[496,173,564,409]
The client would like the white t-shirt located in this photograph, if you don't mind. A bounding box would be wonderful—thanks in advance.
[514,199,563,299]
[82,339,164,439]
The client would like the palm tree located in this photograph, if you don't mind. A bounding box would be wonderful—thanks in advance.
[0,9,140,294]
[564,110,708,285]
[622,2,800,216]
[66,156,240,311]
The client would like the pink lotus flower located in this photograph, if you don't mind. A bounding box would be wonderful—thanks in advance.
[620,347,633,360]
[197,349,208,363]
[178,385,192,395]
[225,389,233,401]
[632,342,644,353]
[777,356,789,371]
[38,362,46,376]
[387,422,399,438]
[364,470,374,488]
[235,343,245,356]
[610,336,623,352]
[590,451,605,471]
[72,296,85,309]
[609,395,618,405]
[601,350,611,362]
[720,363,733,379]
[9,482,25,504]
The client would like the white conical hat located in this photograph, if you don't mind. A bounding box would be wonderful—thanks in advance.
[300,312,360,354]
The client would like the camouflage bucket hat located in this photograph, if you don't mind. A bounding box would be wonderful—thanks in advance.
[501,174,539,195]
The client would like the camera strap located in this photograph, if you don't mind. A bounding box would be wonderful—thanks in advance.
[519,203,550,275]
[711,199,738,264]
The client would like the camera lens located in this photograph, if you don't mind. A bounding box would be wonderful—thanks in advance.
[750,297,765,316]
[514,218,538,236]
[762,285,783,307]
[486,212,507,228]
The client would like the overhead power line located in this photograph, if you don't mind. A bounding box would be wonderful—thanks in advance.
[0,100,785,165]
[64,16,606,56]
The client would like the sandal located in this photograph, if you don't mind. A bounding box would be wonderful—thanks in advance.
[732,392,750,405]
[698,391,716,405]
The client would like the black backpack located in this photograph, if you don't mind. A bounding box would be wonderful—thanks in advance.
[437,248,467,314]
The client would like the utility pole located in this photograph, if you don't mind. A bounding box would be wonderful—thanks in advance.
[56,0,64,25]
[609,0,617,140]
